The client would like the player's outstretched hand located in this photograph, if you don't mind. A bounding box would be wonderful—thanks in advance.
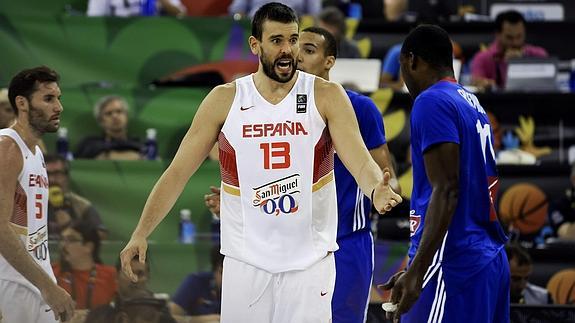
[204,186,221,217]
[379,270,422,322]
[372,168,402,214]
[41,283,75,322]
[120,236,148,283]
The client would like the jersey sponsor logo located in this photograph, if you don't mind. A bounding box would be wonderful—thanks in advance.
[240,105,255,111]
[29,174,49,188]
[252,174,300,216]
[410,210,421,237]
[28,225,49,261]
[242,121,309,138]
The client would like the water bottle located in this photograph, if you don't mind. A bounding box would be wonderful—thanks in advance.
[56,127,73,160]
[141,0,156,16]
[144,128,158,160]
[179,209,195,244]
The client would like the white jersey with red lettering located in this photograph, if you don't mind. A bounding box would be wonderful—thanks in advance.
[0,129,55,294]
[218,71,339,273]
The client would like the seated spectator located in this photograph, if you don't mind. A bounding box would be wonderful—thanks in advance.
[85,292,175,323]
[0,88,15,128]
[317,6,361,58]
[116,254,152,299]
[228,0,321,19]
[87,0,186,17]
[75,95,144,160]
[87,255,177,323]
[547,269,575,305]
[53,220,118,310]
[549,163,575,240]
[46,154,107,239]
[471,10,548,91]
[169,245,223,318]
[506,243,553,305]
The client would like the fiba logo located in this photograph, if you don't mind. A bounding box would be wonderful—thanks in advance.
[252,174,300,216]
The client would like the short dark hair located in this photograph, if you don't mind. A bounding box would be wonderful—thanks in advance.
[302,26,338,58]
[8,66,59,115]
[60,220,102,272]
[251,2,298,41]
[318,6,346,36]
[44,154,70,175]
[495,10,526,33]
[401,24,453,70]
[506,243,532,266]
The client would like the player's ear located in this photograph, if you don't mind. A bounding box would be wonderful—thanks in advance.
[324,56,335,70]
[15,95,28,113]
[249,36,260,55]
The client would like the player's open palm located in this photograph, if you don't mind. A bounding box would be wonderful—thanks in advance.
[373,168,402,214]
[120,236,148,283]
[41,283,75,322]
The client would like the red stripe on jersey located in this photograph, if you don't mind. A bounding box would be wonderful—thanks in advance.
[12,183,28,227]
[218,132,239,187]
[313,129,334,183]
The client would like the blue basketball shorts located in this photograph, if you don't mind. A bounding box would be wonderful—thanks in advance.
[402,249,510,323]
[332,230,374,323]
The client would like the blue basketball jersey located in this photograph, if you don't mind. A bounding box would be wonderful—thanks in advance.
[408,80,508,293]
[334,90,386,239]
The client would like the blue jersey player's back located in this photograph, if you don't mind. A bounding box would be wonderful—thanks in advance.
[409,80,507,284]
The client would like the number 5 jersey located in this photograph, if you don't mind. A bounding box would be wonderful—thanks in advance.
[0,129,55,293]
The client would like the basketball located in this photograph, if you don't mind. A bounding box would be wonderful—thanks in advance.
[499,183,548,234]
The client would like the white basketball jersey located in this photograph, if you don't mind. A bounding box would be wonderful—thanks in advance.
[218,72,338,273]
[0,129,55,293]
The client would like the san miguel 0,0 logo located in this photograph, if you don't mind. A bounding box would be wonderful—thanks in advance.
[252,174,301,216]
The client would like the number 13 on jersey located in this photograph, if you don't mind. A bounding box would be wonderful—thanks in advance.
[260,142,291,169]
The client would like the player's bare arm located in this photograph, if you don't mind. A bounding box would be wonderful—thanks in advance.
[0,137,74,321]
[314,78,402,213]
[388,142,459,320]
[121,82,235,280]
[370,143,401,194]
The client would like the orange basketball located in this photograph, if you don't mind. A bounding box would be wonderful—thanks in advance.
[498,183,548,234]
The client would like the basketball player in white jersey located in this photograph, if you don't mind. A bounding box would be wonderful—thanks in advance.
[0,66,75,322]
[120,3,402,322]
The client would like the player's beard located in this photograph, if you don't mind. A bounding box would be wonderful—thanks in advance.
[260,48,297,83]
[29,102,58,135]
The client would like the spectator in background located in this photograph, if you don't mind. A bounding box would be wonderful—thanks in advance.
[85,292,175,323]
[75,95,144,160]
[228,0,321,18]
[169,245,223,319]
[46,154,107,240]
[0,88,15,128]
[53,220,117,310]
[471,10,548,91]
[87,0,186,17]
[116,254,152,299]
[383,0,410,22]
[549,163,575,240]
[506,243,553,305]
[87,254,178,323]
[318,6,361,58]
